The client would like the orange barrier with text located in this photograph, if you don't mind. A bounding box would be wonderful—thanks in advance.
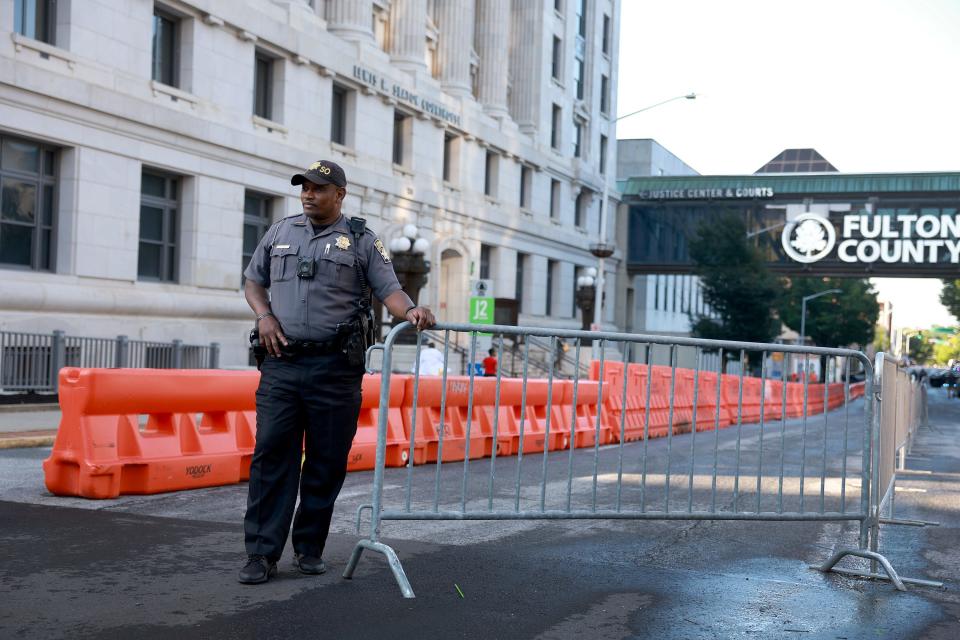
[400,375,491,463]
[346,374,413,472]
[43,368,259,499]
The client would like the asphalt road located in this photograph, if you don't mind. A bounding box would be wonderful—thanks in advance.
[1,390,958,639]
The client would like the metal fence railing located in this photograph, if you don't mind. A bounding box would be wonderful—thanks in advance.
[344,323,941,597]
[0,330,221,394]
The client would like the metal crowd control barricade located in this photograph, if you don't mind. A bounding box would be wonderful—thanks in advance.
[818,353,941,589]
[344,323,934,597]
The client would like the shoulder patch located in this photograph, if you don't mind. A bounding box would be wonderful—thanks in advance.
[373,238,391,263]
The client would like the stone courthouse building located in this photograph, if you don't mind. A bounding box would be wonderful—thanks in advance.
[0,0,621,365]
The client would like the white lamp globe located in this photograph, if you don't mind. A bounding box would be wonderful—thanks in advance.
[390,237,412,253]
[585,267,598,278]
[402,224,419,240]
[412,237,430,254]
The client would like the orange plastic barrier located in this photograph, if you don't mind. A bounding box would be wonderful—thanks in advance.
[347,374,414,472]
[494,378,565,455]
[401,376,492,462]
[675,369,730,431]
[561,379,613,448]
[43,367,259,499]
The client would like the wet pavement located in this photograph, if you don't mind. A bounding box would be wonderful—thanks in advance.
[1,391,958,639]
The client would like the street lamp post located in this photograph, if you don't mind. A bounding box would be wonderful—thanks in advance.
[388,224,431,343]
[592,92,696,359]
[575,268,598,341]
[798,288,841,347]
[797,287,840,382]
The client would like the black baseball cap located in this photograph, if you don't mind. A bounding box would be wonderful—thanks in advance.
[291,160,347,188]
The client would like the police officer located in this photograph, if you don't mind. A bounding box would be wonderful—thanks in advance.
[238,160,435,584]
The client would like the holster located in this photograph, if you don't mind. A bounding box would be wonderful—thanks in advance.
[337,307,376,368]
[249,328,274,369]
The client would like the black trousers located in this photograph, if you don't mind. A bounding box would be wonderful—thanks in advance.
[244,352,364,561]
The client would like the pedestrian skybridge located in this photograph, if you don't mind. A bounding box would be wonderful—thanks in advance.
[622,172,960,278]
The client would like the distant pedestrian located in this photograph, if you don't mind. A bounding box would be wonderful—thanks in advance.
[414,342,445,376]
[482,348,498,377]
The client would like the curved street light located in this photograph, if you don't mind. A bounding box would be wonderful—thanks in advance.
[799,288,842,347]
[593,92,696,358]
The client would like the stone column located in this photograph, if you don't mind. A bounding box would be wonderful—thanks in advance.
[390,0,428,71]
[434,0,474,96]
[475,0,510,117]
[510,1,541,130]
[327,0,374,42]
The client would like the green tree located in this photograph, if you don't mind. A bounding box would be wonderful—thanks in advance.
[906,330,935,364]
[934,332,960,365]
[778,277,879,349]
[940,279,960,321]
[688,212,781,369]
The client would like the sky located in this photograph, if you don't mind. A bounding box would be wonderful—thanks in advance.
[615,0,960,330]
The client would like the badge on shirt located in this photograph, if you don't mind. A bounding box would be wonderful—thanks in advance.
[335,235,351,250]
[374,238,391,263]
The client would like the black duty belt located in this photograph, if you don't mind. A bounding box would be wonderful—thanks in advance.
[287,339,341,356]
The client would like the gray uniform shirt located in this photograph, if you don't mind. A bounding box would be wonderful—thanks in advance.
[244,213,402,341]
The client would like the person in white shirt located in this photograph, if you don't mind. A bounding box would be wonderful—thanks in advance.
[414,342,445,376]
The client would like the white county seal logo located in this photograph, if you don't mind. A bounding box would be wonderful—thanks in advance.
[781,212,836,264]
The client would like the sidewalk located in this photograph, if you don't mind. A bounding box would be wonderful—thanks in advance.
[0,404,60,449]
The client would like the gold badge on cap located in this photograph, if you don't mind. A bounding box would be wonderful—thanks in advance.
[309,161,332,175]
[374,238,391,263]
[335,235,351,250]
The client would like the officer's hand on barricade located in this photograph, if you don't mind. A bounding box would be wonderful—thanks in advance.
[406,306,436,331]
[258,315,289,357]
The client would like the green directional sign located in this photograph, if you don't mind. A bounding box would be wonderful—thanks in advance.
[469,296,494,325]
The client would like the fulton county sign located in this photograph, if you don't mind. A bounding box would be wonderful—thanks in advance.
[781,212,960,264]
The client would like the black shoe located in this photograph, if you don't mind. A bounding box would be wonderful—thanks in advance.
[238,555,277,584]
[292,553,327,575]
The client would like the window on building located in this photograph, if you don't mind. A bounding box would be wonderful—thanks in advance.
[443,133,457,182]
[550,104,562,150]
[551,36,562,81]
[138,170,179,282]
[393,110,411,166]
[373,4,390,51]
[515,252,526,314]
[151,7,179,87]
[573,118,583,158]
[574,55,585,100]
[14,0,56,44]
[600,75,609,114]
[484,151,498,198]
[519,166,532,209]
[680,276,687,312]
[331,83,350,145]
[575,189,589,227]
[554,0,563,12]
[599,134,607,175]
[479,243,491,280]
[0,135,56,271]
[653,275,660,311]
[576,0,587,38]
[253,51,275,120]
[242,190,273,283]
[546,259,556,316]
[549,179,560,219]
[602,14,611,55]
